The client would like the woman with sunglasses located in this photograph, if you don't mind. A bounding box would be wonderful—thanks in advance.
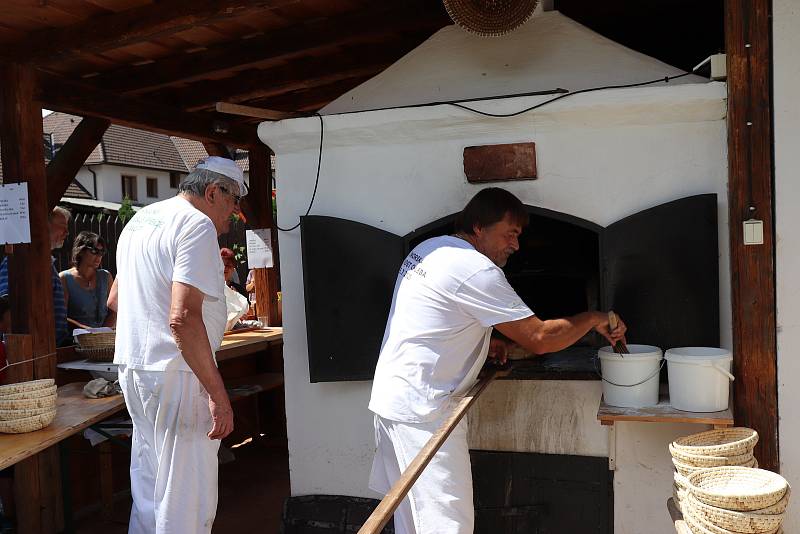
[59,231,115,330]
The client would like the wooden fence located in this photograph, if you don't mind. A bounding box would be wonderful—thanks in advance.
[51,204,252,284]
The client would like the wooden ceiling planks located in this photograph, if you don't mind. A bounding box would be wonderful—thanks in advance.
[0,0,452,146]
[2,0,299,65]
[88,1,448,95]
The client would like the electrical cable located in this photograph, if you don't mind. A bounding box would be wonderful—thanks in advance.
[276,113,323,232]
[277,69,699,230]
[449,72,694,117]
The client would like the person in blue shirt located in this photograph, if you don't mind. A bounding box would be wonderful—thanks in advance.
[0,206,71,346]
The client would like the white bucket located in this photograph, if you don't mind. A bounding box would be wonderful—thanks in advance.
[665,347,733,412]
[598,345,663,408]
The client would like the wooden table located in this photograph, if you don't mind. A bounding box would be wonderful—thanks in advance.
[216,327,283,362]
[0,382,126,472]
[597,392,734,428]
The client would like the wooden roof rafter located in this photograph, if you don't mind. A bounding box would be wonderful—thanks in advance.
[37,72,260,147]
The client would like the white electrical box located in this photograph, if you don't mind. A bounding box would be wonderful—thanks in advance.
[710,54,727,80]
[743,219,764,245]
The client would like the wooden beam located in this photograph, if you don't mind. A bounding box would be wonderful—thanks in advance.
[4,0,297,66]
[89,1,449,95]
[38,72,259,148]
[249,76,375,113]
[0,64,60,533]
[172,38,427,111]
[246,146,280,326]
[216,102,296,121]
[46,117,110,209]
[725,0,777,470]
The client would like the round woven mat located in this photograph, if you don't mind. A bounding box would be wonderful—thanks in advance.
[443,0,539,36]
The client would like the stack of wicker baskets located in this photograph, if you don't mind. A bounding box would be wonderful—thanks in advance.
[670,428,791,534]
[75,331,115,362]
[0,379,58,433]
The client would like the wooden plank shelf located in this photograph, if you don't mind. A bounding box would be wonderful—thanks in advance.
[597,392,733,428]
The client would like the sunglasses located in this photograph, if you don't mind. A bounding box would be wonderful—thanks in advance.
[217,184,242,206]
[85,246,107,256]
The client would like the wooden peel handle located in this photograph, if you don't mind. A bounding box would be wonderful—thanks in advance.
[357,370,501,534]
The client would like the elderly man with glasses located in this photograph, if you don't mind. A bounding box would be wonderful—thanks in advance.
[108,156,247,534]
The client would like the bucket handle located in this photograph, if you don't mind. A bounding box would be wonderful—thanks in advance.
[666,358,735,381]
[594,357,665,387]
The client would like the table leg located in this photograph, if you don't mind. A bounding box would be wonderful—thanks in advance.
[59,443,73,534]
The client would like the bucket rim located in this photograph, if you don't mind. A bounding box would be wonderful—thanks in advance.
[598,344,663,360]
[664,347,732,362]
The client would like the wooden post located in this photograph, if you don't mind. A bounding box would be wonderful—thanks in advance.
[0,64,62,533]
[725,0,778,470]
[0,63,58,376]
[246,146,280,326]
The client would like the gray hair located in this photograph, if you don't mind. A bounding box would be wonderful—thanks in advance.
[178,168,237,197]
[50,206,71,223]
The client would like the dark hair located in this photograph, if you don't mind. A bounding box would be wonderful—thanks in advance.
[71,231,106,266]
[220,247,236,268]
[0,294,9,318]
[454,187,528,235]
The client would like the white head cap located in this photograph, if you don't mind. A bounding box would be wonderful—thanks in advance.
[195,156,247,196]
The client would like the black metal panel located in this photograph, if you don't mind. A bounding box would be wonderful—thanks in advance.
[471,451,613,534]
[301,216,404,382]
[602,194,719,350]
[281,495,394,534]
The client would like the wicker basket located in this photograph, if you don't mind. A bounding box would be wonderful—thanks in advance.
[443,0,539,37]
[673,428,759,457]
[684,492,785,533]
[670,443,755,467]
[0,379,55,397]
[0,405,56,421]
[0,394,56,410]
[0,385,58,400]
[76,346,115,362]
[688,467,789,512]
[674,458,759,479]
[0,408,56,434]
[684,511,723,534]
[76,331,115,349]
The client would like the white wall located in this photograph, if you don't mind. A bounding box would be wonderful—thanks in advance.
[83,164,179,205]
[774,0,800,531]
[260,82,729,534]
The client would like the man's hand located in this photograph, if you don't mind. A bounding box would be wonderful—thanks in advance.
[487,337,509,365]
[594,311,628,346]
[208,395,234,440]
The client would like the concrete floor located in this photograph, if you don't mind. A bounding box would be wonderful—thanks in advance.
[72,437,290,534]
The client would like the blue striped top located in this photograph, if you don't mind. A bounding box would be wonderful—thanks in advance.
[0,256,70,346]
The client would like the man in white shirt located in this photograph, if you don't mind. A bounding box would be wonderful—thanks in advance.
[368,187,627,534]
[111,156,246,534]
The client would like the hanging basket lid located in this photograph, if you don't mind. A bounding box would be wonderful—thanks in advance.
[443,0,539,37]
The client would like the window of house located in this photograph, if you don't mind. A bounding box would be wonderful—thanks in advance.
[121,175,137,201]
[146,177,158,198]
[169,172,181,189]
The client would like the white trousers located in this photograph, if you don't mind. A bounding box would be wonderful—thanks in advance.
[119,366,221,534]
[369,414,474,534]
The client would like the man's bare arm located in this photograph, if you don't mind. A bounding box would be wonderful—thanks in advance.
[169,281,233,440]
[495,312,626,356]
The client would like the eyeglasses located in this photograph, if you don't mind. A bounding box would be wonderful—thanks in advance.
[86,246,106,256]
[217,184,242,206]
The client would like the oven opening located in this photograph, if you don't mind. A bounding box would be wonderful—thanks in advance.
[407,207,603,379]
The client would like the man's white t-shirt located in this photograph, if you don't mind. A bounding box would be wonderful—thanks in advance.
[114,195,227,371]
[368,235,533,423]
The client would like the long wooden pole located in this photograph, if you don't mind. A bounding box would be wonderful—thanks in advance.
[357,368,505,534]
